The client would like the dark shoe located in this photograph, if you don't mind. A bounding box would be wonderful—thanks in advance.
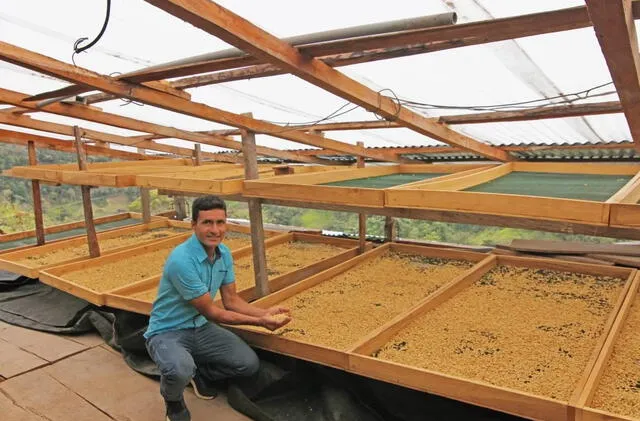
[190,374,218,400]
[165,399,190,421]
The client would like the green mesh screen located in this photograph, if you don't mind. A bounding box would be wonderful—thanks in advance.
[464,172,632,202]
[323,173,445,189]
[0,217,141,251]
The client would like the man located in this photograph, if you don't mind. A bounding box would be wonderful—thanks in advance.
[145,195,291,421]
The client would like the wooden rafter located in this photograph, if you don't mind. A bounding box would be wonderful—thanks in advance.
[586,0,640,149]
[0,85,322,164]
[0,41,391,163]
[0,96,226,160]
[143,0,512,162]
[0,128,156,160]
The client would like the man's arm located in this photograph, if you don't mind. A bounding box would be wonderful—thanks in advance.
[189,290,290,331]
[220,283,290,318]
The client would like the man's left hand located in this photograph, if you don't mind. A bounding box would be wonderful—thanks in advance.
[266,306,291,317]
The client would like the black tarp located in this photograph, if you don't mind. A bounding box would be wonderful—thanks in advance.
[0,275,524,421]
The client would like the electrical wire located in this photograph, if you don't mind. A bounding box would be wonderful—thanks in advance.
[72,0,112,65]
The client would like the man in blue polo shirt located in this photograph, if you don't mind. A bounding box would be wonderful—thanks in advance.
[145,195,291,421]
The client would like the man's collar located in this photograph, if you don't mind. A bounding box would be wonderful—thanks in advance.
[188,233,220,263]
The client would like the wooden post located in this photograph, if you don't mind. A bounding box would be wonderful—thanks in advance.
[242,122,269,297]
[193,143,202,166]
[27,141,45,245]
[357,141,367,252]
[173,196,188,220]
[137,147,152,223]
[384,216,397,243]
[73,126,100,257]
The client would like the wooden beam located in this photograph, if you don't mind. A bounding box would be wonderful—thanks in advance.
[0,92,232,161]
[0,42,391,163]
[242,126,269,297]
[73,126,100,258]
[27,140,45,245]
[143,0,512,162]
[193,143,202,166]
[0,127,156,161]
[586,0,640,149]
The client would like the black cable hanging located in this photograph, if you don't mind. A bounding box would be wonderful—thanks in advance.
[72,0,112,65]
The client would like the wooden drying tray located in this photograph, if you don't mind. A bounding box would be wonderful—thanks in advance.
[385,162,640,225]
[226,242,488,370]
[243,163,495,208]
[228,247,634,421]
[137,164,348,196]
[104,232,366,315]
[0,212,167,255]
[2,158,193,184]
[38,223,281,306]
[347,255,634,421]
[0,219,189,278]
[4,160,236,187]
[574,272,640,421]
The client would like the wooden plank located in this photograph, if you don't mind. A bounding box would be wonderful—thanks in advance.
[610,203,640,227]
[348,354,570,421]
[586,0,640,148]
[513,162,640,176]
[403,163,513,192]
[27,141,45,245]
[140,188,152,224]
[245,182,386,208]
[386,190,611,224]
[248,165,396,186]
[389,164,497,190]
[495,255,633,278]
[143,0,513,162]
[506,239,640,258]
[606,169,640,204]
[586,254,640,268]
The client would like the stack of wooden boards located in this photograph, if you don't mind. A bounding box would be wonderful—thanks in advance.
[493,239,640,268]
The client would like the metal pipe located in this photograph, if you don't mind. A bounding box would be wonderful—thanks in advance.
[37,12,456,108]
[123,12,457,78]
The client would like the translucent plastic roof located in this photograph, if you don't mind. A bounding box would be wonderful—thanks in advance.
[0,0,634,153]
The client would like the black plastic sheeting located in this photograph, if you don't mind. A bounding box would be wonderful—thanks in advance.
[0,275,524,421]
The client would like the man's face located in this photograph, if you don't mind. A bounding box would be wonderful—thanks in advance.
[192,208,227,250]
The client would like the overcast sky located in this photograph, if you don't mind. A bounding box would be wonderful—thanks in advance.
[0,0,631,153]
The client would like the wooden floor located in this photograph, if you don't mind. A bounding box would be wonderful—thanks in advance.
[0,321,250,421]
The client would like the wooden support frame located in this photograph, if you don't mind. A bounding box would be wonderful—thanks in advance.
[0,219,187,278]
[385,162,640,225]
[243,163,493,208]
[104,232,365,314]
[142,0,512,162]
[228,245,633,421]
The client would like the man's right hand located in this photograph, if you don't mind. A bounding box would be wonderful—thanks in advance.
[259,313,292,331]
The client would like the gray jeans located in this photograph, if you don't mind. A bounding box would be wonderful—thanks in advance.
[146,323,259,401]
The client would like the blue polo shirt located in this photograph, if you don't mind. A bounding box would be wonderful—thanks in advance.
[144,233,235,338]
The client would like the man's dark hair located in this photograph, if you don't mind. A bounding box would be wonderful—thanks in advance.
[192,195,227,222]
